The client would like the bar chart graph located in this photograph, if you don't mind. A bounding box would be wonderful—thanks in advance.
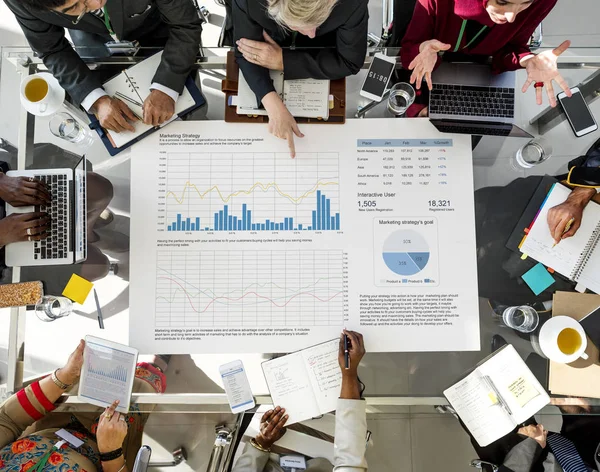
[160,152,341,233]
[85,343,135,388]
[155,250,348,328]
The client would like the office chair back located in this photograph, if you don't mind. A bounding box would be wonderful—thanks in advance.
[132,445,152,472]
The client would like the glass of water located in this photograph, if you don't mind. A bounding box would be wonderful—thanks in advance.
[514,137,553,169]
[502,305,539,333]
[48,112,94,148]
[35,295,73,322]
[387,82,416,117]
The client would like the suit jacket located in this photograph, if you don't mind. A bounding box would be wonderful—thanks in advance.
[232,0,368,102]
[232,399,369,472]
[4,0,203,105]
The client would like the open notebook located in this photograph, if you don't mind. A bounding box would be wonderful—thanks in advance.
[444,344,549,447]
[236,70,329,119]
[262,339,341,425]
[520,183,600,293]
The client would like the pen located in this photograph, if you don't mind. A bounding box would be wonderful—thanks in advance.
[94,289,104,329]
[552,217,575,248]
[344,333,350,369]
[112,94,143,121]
[483,375,512,416]
[114,91,143,108]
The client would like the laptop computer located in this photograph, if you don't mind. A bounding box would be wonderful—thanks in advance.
[429,63,533,138]
[5,156,87,266]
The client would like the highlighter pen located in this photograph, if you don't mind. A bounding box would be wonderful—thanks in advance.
[552,217,575,248]
[344,333,350,369]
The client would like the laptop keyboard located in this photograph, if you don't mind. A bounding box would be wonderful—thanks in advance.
[34,174,69,260]
[430,84,515,118]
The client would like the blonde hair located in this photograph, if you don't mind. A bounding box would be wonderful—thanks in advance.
[267,0,338,29]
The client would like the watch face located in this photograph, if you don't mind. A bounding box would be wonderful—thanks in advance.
[363,58,394,96]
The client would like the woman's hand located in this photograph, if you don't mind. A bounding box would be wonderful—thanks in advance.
[0,212,49,247]
[547,187,596,243]
[408,40,451,90]
[236,31,284,71]
[56,339,85,386]
[97,400,128,454]
[0,173,51,207]
[255,406,288,450]
[262,92,304,158]
[518,424,547,448]
[521,40,572,107]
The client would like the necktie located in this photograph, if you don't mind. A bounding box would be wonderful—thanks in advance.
[547,433,588,472]
[89,8,105,20]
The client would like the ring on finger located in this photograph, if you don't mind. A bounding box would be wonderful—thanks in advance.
[27,228,32,236]
[254,53,258,61]
[28,235,32,241]
[105,413,113,421]
[119,416,126,422]
[28,177,34,182]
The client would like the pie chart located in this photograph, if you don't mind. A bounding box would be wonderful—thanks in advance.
[382,229,430,276]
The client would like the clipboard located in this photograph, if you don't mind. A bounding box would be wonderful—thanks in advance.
[222,51,346,124]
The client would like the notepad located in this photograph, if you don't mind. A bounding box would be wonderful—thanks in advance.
[62,273,93,304]
[521,263,556,296]
[237,70,329,119]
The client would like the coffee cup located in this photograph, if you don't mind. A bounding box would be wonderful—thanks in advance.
[20,73,64,115]
[539,316,589,364]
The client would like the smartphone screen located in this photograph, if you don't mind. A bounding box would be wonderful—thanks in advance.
[219,360,255,414]
[560,91,596,133]
[362,56,395,99]
[580,305,600,353]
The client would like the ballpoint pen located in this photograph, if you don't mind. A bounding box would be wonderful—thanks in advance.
[94,289,104,329]
[344,332,350,369]
[552,217,575,248]
[483,375,512,416]
[112,94,143,121]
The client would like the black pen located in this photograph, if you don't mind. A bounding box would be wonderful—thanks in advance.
[94,289,104,329]
[344,333,350,369]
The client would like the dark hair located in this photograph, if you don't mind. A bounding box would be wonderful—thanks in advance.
[21,0,71,11]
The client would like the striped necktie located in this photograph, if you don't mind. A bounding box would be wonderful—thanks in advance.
[88,8,105,20]
[547,434,589,472]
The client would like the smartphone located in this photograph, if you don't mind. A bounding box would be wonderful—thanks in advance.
[359,53,396,102]
[557,87,598,137]
[219,360,255,414]
[579,305,600,356]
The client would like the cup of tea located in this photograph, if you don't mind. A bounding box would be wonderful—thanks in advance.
[539,316,589,363]
[20,73,63,115]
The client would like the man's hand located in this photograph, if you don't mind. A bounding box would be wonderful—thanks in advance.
[547,187,596,243]
[255,406,288,450]
[236,31,284,71]
[0,212,49,247]
[262,92,304,158]
[56,339,85,386]
[339,330,366,400]
[93,96,138,133]
[143,89,175,127]
[408,39,451,90]
[518,424,547,449]
[0,173,50,207]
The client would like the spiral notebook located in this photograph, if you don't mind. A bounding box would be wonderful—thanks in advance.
[520,183,600,293]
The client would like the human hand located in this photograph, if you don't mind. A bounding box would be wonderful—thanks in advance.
[143,89,175,127]
[97,400,128,454]
[236,31,284,71]
[0,212,49,247]
[56,339,85,386]
[93,96,138,133]
[0,174,51,207]
[518,424,547,448]
[521,40,571,107]
[255,406,288,450]
[547,187,596,243]
[338,330,366,374]
[408,40,451,90]
[263,92,304,158]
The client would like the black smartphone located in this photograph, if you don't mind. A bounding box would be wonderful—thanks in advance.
[579,305,600,356]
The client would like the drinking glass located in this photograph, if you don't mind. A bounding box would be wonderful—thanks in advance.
[514,137,553,169]
[49,112,95,148]
[502,305,539,333]
[387,82,416,117]
[35,295,73,322]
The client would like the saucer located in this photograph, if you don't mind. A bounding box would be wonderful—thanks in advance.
[20,73,66,117]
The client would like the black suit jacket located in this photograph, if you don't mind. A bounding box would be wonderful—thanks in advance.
[5,0,203,105]
[233,0,368,101]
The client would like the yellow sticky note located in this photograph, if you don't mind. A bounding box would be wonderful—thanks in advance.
[62,274,93,304]
[521,253,528,260]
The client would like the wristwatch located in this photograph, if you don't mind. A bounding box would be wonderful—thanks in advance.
[51,369,72,390]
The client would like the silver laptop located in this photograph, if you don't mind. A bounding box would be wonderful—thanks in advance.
[429,63,533,138]
[5,156,87,266]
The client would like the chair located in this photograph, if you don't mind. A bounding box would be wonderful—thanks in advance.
[131,445,188,471]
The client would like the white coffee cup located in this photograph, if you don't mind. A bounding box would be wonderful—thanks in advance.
[539,316,589,364]
[20,73,64,115]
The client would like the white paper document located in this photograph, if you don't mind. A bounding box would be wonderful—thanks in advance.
[129,120,480,353]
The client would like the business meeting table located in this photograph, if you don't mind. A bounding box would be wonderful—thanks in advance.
[1,44,600,430]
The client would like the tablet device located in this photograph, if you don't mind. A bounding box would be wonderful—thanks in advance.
[78,336,138,413]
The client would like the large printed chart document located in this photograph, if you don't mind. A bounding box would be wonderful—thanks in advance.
[129,120,479,353]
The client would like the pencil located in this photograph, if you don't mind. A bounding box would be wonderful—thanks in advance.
[553,217,575,248]
[94,289,104,329]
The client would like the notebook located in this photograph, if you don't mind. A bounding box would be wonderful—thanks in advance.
[88,52,204,154]
[261,339,342,425]
[236,70,330,119]
[520,183,600,293]
[444,344,550,447]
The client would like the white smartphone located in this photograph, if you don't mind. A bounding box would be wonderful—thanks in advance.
[219,360,255,414]
[557,87,598,137]
[359,53,396,102]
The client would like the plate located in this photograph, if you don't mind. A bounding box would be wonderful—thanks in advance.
[20,73,66,117]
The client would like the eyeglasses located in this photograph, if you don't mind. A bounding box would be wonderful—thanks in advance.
[71,0,90,25]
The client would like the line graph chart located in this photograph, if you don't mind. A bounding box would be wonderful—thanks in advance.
[158,152,341,232]
[155,250,348,327]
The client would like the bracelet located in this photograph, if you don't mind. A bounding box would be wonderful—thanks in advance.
[99,447,123,462]
[250,438,271,453]
[51,369,71,390]
[117,465,126,472]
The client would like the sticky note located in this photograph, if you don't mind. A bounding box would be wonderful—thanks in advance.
[521,263,555,296]
[521,253,528,260]
[62,274,93,304]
